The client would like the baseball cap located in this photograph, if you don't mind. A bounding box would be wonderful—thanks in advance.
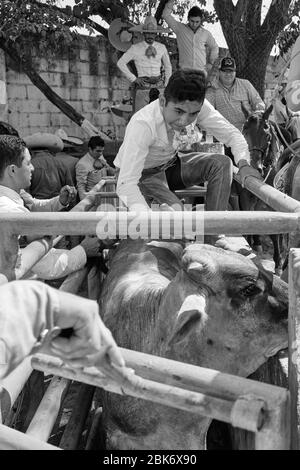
[220,57,236,71]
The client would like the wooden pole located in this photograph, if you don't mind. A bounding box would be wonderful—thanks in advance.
[0,423,61,450]
[22,268,89,443]
[59,384,95,450]
[32,354,270,434]
[25,376,69,442]
[0,358,32,424]
[289,248,300,449]
[0,211,299,237]
[234,173,300,213]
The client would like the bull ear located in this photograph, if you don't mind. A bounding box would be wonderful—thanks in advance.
[168,294,205,346]
[263,104,273,121]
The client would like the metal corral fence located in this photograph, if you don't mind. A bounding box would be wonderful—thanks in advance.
[0,176,299,450]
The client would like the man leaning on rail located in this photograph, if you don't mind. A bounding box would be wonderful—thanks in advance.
[0,279,125,379]
[0,134,102,280]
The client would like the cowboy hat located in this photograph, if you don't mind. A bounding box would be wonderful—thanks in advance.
[129,15,169,34]
[55,128,84,146]
[23,133,64,153]
[108,18,143,52]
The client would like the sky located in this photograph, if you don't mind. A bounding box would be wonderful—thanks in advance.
[55,0,273,48]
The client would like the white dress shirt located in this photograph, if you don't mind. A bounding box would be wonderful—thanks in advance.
[0,185,86,280]
[117,40,172,85]
[162,0,218,71]
[114,98,250,210]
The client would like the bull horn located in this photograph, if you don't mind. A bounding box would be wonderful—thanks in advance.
[187,261,205,275]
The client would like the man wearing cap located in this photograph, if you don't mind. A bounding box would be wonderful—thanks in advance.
[162,1,218,74]
[117,15,172,112]
[206,57,265,132]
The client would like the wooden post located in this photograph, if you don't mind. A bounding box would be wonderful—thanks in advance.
[0,424,61,450]
[59,384,95,450]
[289,248,300,449]
[33,354,281,435]
[0,211,299,238]
[25,376,69,441]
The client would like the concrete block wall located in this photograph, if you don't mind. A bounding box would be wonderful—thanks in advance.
[0,36,291,142]
[3,36,132,140]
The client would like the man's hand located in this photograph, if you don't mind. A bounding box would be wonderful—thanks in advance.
[80,235,102,257]
[59,185,77,207]
[42,293,125,369]
[134,77,146,87]
[237,160,263,187]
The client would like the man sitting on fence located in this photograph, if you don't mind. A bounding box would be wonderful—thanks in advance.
[0,280,125,379]
[76,136,116,201]
[0,135,102,280]
[114,69,262,247]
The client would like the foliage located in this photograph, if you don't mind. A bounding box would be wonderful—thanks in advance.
[0,0,93,58]
[276,15,300,57]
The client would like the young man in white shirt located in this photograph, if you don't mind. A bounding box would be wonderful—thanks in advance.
[117,15,172,112]
[162,1,218,74]
[114,69,262,245]
[0,135,101,280]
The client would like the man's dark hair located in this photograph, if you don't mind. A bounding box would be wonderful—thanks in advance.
[88,136,105,150]
[188,6,205,19]
[0,121,20,137]
[0,135,27,179]
[164,69,207,104]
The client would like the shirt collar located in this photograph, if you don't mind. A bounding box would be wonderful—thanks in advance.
[0,185,24,206]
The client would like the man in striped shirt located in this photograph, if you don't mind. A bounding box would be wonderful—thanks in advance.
[206,57,265,132]
[162,1,218,74]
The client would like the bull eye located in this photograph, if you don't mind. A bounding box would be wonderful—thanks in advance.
[240,284,261,298]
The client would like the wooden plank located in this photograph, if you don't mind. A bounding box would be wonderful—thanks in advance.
[234,172,300,213]
[0,211,299,237]
[32,354,271,433]
[85,407,103,450]
[289,248,300,449]
[0,423,60,450]
[25,376,69,441]
[59,384,95,450]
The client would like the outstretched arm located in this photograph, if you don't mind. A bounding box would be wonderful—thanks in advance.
[161,0,180,33]
[0,280,124,379]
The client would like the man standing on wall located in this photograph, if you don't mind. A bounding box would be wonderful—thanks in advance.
[162,0,218,75]
[117,15,172,113]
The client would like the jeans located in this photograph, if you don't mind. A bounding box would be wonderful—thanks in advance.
[139,152,233,211]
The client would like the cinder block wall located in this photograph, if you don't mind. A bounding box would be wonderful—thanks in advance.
[1,36,290,141]
[4,36,132,140]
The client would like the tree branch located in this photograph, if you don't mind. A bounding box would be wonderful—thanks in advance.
[262,0,292,33]
[0,38,111,139]
[34,0,109,37]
